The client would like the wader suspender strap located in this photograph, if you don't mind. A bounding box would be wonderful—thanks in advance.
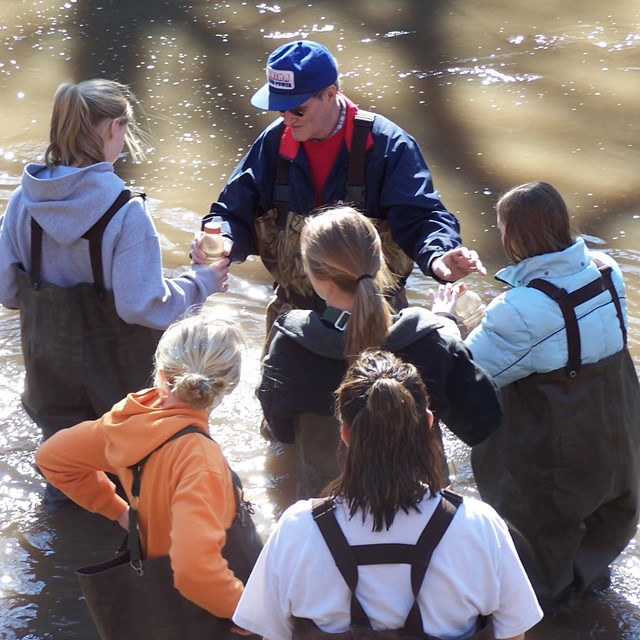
[28,189,140,295]
[29,217,44,290]
[272,111,376,225]
[311,490,462,634]
[345,110,375,208]
[82,190,142,298]
[273,123,290,226]
[125,425,247,572]
[527,264,626,378]
[127,426,211,571]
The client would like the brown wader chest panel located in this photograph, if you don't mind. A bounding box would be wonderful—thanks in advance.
[472,265,640,604]
[18,190,163,439]
[255,112,413,335]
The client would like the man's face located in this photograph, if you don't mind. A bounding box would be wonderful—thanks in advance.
[279,87,338,142]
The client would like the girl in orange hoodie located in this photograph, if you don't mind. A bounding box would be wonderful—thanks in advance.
[36,311,249,622]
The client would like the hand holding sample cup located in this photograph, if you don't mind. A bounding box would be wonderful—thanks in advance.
[190,222,232,265]
[430,282,486,337]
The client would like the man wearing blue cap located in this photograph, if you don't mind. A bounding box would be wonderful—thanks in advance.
[196,40,485,329]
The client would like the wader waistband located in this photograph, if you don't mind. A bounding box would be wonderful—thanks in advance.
[527,264,626,378]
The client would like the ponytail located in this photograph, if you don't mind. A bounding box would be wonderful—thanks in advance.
[329,349,445,531]
[301,207,395,358]
[45,79,145,167]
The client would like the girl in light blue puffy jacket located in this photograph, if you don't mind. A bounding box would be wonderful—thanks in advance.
[465,182,640,611]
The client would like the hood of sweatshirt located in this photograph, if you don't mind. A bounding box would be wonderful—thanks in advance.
[20,162,126,244]
[99,388,210,469]
[274,306,444,359]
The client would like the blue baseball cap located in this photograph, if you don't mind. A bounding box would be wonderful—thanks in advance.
[251,40,338,111]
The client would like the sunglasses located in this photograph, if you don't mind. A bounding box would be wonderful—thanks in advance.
[281,90,325,118]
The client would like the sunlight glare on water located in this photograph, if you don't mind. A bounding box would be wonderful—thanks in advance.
[0,1,639,638]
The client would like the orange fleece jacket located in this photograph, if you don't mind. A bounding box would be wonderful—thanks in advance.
[35,388,243,619]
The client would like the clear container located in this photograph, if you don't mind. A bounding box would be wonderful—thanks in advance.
[201,222,225,264]
[453,283,486,335]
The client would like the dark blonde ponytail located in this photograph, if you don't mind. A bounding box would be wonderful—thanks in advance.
[45,79,145,167]
[329,349,445,531]
[301,207,395,358]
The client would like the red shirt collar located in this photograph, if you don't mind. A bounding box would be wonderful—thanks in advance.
[278,94,371,160]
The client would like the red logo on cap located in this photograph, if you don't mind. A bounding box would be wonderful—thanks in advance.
[268,67,295,90]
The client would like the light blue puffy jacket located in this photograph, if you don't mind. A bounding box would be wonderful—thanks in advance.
[465,237,627,388]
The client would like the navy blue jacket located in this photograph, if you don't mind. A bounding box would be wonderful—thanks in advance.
[205,96,462,276]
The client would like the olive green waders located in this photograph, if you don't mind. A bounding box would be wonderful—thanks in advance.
[472,265,640,606]
[18,190,162,441]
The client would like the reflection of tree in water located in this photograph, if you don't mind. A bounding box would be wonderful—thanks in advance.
[71,0,261,188]
[70,0,639,240]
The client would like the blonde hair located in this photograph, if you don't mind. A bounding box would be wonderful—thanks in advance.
[153,313,245,411]
[301,207,395,357]
[45,79,146,167]
[497,181,575,263]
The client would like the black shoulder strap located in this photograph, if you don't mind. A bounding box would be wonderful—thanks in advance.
[345,110,375,209]
[272,111,375,218]
[599,265,627,344]
[29,217,44,290]
[403,490,461,633]
[311,497,369,626]
[273,122,290,227]
[28,190,142,295]
[311,490,461,634]
[127,425,211,569]
[82,190,145,298]
[527,264,625,378]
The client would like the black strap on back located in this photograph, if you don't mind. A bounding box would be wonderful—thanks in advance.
[82,190,142,298]
[28,216,44,291]
[273,122,290,226]
[272,111,375,225]
[127,425,211,571]
[29,189,142,297]
[527,264,626,378]
[125,424,249,571]
[311,489,462,634]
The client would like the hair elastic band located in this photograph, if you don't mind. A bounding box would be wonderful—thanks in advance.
[357,274,373,282]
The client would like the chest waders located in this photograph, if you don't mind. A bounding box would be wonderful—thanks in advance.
[17,190,163,441]
[76,425,262,640]
[292,491,492,640]
[254,112,414,335]
[471,265,640,606]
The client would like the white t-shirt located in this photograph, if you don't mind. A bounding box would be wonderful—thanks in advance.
[233,493,543,640]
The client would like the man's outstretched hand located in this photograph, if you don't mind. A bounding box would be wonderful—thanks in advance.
[431,247,486,282]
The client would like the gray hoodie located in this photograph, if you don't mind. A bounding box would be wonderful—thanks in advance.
[0,162,219,329]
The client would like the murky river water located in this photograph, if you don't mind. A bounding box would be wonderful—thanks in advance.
[1,1,639,638]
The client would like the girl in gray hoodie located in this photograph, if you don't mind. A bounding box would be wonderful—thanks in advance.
[0,79,229,465]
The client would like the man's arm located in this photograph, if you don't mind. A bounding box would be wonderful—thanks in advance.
[367,114,485,282]
[197,120,284,264]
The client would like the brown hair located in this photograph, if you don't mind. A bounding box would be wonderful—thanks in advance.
[45,79,145,167]
[497,181,575,263]
[301,207,395,357]
[327,349,445,531]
